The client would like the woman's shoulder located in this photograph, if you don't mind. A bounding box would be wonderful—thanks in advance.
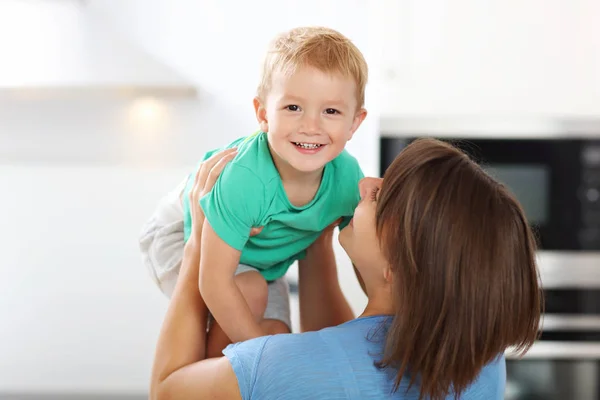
[224,317,384,368]
[458,354,506,399]
[225,317,390,378]
[222,320,505,399]
[257,319,506,399]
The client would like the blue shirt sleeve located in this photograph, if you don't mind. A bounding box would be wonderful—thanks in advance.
[199,164,265,251]
[222,336,271,400]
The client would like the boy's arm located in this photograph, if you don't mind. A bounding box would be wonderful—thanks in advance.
[299,170,379,321]
[297,220,354,332]
[196,161,267,343]
[199,221,265,342]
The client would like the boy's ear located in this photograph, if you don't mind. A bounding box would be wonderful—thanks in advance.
[253,97,269,132]
[348,108,367,140]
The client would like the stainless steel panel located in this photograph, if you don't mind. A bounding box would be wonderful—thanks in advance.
[538,251,600,288]
[380,117,600,139]
[507,342,600,360]
[542,315,600,331]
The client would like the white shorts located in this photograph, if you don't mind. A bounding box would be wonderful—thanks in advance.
[138,180,291,329]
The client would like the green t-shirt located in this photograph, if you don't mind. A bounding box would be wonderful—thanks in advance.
[182,131,363,281]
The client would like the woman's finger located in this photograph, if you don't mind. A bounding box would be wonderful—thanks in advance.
[359,177,383,200]
[191,148,237,204]
[189,164,204,205]
[201,147,237,175]
[204,151,236,191]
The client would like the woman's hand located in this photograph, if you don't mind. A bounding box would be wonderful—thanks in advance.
[188,147,262,245]
[310,177,383,248]
[359,177,383,201]
[188,148,238,243]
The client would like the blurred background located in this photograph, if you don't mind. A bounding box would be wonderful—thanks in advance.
[0,0,598,399]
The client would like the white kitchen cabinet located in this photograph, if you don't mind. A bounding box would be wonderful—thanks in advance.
[371,0,600,118]
[0,165,188,394]
[0,164,366,395]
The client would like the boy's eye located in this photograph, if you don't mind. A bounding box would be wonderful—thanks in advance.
[325,108,340,115]
[286,105,300,111]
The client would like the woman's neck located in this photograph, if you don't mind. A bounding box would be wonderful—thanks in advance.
[359,289,394,318]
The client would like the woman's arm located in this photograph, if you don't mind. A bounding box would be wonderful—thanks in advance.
[298,220,354,332]
[149,148,242,400]
[150,235,241,400]
[296,176,383,330]
[351,177,382,297]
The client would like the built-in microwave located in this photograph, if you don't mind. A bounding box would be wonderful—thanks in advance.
[380,136,600,251]
[381,132,600,398]
[380,130,600,400]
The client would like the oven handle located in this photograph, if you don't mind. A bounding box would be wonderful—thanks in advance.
[542,314,600,331]
[507,341,600,359]
[538,252,600,288]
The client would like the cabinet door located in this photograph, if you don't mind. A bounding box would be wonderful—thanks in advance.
[0,165,186,393]
[371,0,600,117]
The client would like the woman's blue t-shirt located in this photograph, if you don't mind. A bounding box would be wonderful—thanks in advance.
[223,316,506,399]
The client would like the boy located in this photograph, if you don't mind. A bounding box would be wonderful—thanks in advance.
[139,26,368,356]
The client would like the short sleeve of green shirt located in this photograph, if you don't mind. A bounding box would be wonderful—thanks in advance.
[338,162,365,231]
[199,164,265,251]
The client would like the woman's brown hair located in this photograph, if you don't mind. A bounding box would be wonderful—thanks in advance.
[375,138,542,399]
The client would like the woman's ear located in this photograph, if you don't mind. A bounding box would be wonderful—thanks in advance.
[253,97,269,132]
[383,265,393,283]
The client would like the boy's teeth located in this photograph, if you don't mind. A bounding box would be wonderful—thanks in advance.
[294,142,322,149]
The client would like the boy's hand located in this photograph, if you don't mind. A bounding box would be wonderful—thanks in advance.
[323,217,343,236]
[309,217,341,250]
[249,226,263,236]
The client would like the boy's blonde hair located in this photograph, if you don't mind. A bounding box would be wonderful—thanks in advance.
[257,26,368,108]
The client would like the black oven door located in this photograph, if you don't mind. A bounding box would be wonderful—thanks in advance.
[506,356,600,400]
[380,137,599,251]
[505,286,600,400]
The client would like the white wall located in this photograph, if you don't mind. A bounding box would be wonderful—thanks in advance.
[0,0,377,394]
[374,0,600,118]
[86,0,381,175]
[3,0,599,396]
[0,97,203,394]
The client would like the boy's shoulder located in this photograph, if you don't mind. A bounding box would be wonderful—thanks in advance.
[226,132,279,185]
[201,132,278,185]
[329,149,363,181]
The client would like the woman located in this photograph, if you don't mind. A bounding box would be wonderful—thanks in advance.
[149,138,542,399]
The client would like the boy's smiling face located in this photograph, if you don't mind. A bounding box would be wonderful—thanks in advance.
[254,65,367,177]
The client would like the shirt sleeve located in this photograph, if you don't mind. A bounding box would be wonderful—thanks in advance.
[199,164,265,251]
[339,163,365,231]
[222,336,271,400]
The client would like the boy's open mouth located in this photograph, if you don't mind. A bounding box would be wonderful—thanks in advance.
[292,142,324,149]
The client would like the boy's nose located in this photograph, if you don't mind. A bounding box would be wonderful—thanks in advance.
[300,114,321,135]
